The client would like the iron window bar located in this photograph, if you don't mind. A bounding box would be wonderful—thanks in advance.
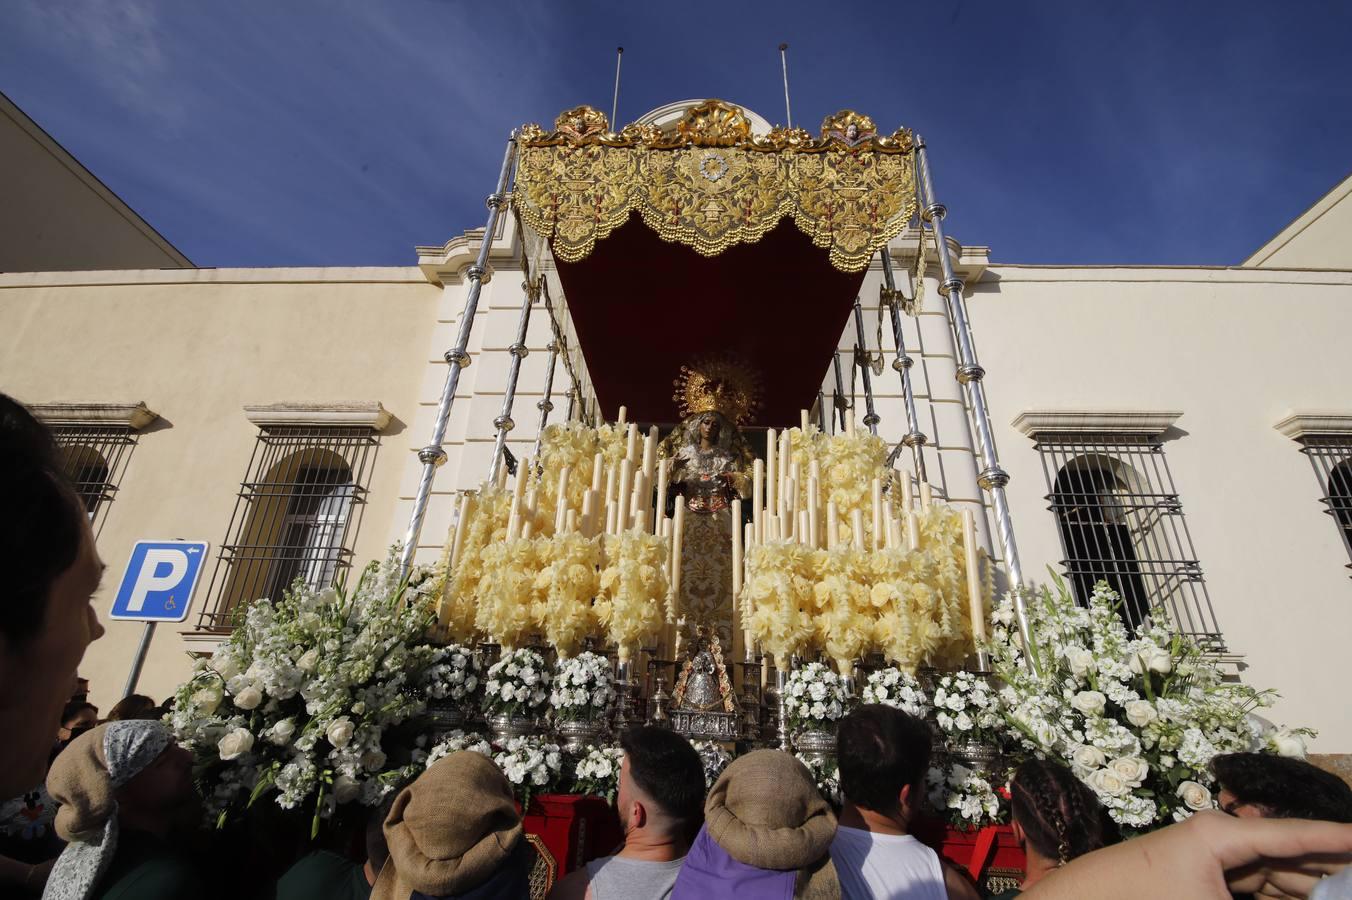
[50,424,139,537]
[1297,435,1352,571]
[196,425,379,632]
[1034,431,1224,651]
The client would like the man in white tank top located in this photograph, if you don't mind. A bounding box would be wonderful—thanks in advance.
[549,727,706,900]
[831,705,981,900]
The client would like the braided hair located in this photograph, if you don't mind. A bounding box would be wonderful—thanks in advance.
[1009,759,1119,866]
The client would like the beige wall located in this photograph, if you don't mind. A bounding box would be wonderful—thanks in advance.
[0,267,437,712]
[0,94,191,273]
[1245,173,1352,269]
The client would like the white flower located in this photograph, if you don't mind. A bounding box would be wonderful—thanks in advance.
[218,727,255,761]
[361,749,387,771]
[1109,756,1150,786]
[297,649,320,673]
[267,719,296,746]
[1124,700,1158,728]
[1176,780,1213,811]
[1086,767,1129,797]
[1129,645,1173,675]
[192,685,224,716]
[1271,730,1307,758]
[500,684,514,702]
[234,685,263,711]
[333,775,361,804]
[1071,691,1107,717]
[326,717,355,749]
[1066,648,1095,677]
[1071,745,1107,773]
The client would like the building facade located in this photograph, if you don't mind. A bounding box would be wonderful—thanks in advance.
[3,101,1350,755]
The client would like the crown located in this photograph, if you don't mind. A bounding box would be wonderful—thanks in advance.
[673,354,762,425]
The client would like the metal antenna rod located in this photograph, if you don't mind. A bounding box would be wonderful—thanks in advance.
[778,43,792,129]
[879,248,929,482]
[915,135,1036,675]
[851,298,880,435]
[400,136,517,576]
[611,47,624,128]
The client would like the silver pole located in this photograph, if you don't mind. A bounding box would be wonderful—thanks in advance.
[531,340,560,462]
[851,298,880,435]
[915,136,1035,675]
[487,285,535,484]
[122,622,155,698]
[879,249,929,483]
[610,47,624,129]
[778,43,792,129]
[400,136,517,575]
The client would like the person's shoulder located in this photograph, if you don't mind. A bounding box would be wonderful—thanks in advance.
[96,853,204,900]
[276,850,369,899]
[546,863,592,900]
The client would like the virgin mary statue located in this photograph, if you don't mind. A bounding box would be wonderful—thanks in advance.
[659,357,759,649]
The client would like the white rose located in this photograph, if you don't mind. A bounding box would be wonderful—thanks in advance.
[1066,648,1095,677]
[1072,745,1107,773]
[217,726,255,761]
[234,685,263,711]
[192,685,224,716]
[1035,722,1058,749]
[326,717,355,749]
[1109,756,1150,786]
[333,775,361,804]
[213,655,242,681]
[1176,780,1213,811]
[361,749,387,771]
[1124,700,1158,728]
[500,684,514,702]
[1272,730,1307,758]
[297,649,320,673]
[1086,767,1129,797]
[1071,690,1107,717]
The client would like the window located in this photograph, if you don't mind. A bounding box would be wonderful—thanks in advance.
[1296,435,1352,568]
[1031,430,1223,649]
[32,403,156,537]
[198,423,380,631]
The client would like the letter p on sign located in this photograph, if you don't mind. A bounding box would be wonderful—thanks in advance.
[110,540,209,623]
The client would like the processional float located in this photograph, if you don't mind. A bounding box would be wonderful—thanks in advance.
[401,99,1039,751]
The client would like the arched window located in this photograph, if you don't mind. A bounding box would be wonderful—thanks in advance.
[200,425,378,630]
[1034,431,1221,648]
[1297,435,1352,568]
[48,424,139,536]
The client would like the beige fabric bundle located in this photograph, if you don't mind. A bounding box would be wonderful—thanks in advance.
[372,750,524,900]
[704,749,839,899]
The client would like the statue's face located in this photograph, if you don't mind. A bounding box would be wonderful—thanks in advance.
[699,415,721,443]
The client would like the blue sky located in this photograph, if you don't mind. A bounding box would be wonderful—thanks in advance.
[3,0,1350,268]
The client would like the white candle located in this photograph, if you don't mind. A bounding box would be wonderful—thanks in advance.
[642,426,658,480]
[731,498,744,596]
[655,459,670,531]
[752,458,765,543]
[554,465,571,533]
[920,481,933,509]
[779,431,792,506]
[617,405,627,425]
[887,517,902,550]
[605,499,618,535]
[581,489,598,537]
[807,477,820,549]
[963,510,988,646]
[604,462,617,506]
[521,519,534,540]
[449,493,474,570]
[507,496,522,540]
[871,477,883,552]
[884,500,896,550]
[513,459,529,503]
[633,508,649,534]
[846,409,856,436]
[616,459,633,532]
[496,462,509,491]
[765,428,778,517]
[625,423,638,463]
[590,452,604,491]
[798,510,810,546]
[827,501,840,548]
[905,511,919,551]
[671,502,686,616]
[901,478,913,513]
[565,509,578,534]
[800,409,810,432]
[851,508,866,550]
[745,521,755,550]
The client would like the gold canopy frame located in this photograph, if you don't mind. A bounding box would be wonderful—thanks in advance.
[514,100,919,273]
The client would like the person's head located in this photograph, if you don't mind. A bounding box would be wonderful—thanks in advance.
[1212,753,1352,823]
[73,677,90,703]
[59,700,99,742]
[107,694,160,722]
[373,750,533,900]
[617,726,706,841]
[837,703,932,821]
[0,393,105,796]
[1009,759,1119,869]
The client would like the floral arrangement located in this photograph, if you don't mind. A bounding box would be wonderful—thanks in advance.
[423,730,492,767]
[536,533,602,656]
[930,671,1004,747]
[168,551,443,833]
[474,537,541,648]
[783,661,848,733]
[595,531,670,661]
[991,577,1312,829]
[744,542,815,667]
[796,752,842,805]
[926,761,1003,828]
[550,651,616,722]
[482,648,552,720]
[537,421,628,521]
[861,668,930,718]
[691,740,733,789]
[424,643,480,703]
[493,735,565,808]
[570,745,624,800]
[787,426,892,542]
[437,485,518,641]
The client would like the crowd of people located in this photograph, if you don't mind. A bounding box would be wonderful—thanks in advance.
[5,386,1352,900]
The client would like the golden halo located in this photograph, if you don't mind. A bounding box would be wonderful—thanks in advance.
[672,354,762,425]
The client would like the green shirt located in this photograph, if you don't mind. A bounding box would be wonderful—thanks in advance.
[275,850,372,900]
[94,830,202,900]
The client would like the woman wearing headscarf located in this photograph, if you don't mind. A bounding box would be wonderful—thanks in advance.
[43,720,204,900]
[672,749,839,900]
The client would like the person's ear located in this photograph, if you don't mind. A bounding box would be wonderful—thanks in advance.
[631,799,647,830]
[898,783,912,812]
[1011,820,1025,846]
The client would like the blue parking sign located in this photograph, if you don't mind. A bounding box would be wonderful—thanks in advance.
[110,540,210,623]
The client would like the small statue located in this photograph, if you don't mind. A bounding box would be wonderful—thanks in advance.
[670,627,740,740]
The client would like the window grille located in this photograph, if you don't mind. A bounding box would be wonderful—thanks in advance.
[197,426,379,631]
[1297,435,1352,569]
[49,424,138,536]
[1034,432,1223,649]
